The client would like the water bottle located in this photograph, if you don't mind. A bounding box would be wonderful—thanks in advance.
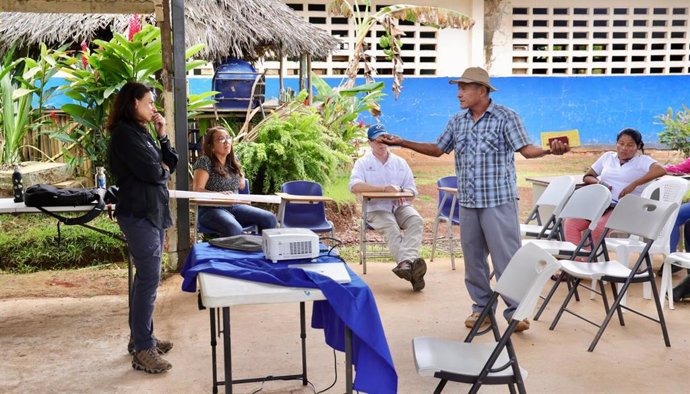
[96,167,107,189]
[12,164,24,203]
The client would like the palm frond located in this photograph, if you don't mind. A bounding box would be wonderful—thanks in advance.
[326,0,354,18]
[377,5,474,30]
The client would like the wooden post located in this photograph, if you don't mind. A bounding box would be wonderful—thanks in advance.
[279,48,284,97]
[306,54,312,104]
[171,0,191,267]
[299,54,307,92]
[154,0,179,269]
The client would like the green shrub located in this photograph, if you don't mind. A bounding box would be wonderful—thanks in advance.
[236,109,350,194]
[0,215,127,273]
[658,105,690,156]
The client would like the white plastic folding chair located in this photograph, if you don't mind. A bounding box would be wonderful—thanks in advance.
[412,243,559,394]
[523,184,611,258]
[528,184,612,321]
[604,176,687,303]
[520,175,576,239]
[660,252,690,309]
[550,194,678,352]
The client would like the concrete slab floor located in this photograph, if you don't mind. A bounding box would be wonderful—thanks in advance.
[1,257,689,393]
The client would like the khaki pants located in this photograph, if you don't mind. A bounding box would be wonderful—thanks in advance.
[367,205,423,263]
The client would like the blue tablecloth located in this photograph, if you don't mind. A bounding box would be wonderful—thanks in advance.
[180,243,397,394]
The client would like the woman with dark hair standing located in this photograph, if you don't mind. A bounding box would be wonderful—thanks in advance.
[108,81,178,374]
[564,128,666,248]
[192,126,277,236]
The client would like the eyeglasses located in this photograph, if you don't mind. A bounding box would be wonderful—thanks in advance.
[215,136,232,143]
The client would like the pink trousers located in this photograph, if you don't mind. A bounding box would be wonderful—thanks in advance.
[563,209,613,255]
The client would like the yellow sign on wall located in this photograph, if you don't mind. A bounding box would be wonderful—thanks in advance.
[540,129,581,149]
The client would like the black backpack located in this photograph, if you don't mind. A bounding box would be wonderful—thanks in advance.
[24,184,105,226]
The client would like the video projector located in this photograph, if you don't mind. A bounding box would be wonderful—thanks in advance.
[262,228,320,262]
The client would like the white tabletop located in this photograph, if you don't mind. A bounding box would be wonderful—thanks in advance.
[0,198,101,214]
[198,272,327,308]
[169,189,282,205]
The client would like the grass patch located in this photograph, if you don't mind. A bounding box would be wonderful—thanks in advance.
[323,173,356,204]
[0,215,128,273]
[338,244,460,264]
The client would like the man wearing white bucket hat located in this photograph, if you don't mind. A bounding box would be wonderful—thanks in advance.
[379,66,569,332]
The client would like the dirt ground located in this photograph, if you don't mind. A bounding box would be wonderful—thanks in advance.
[1,147,688,393]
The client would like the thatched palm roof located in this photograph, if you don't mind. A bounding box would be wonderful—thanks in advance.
[0,0,340,61]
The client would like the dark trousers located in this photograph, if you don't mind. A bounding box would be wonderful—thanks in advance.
[118,215,165,352]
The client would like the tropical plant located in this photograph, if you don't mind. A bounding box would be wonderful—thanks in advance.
[327,0,474,99]
[311,73,384,153]
[55,23,208,169]
[0,50,32,165]
[23,44,71,159]
[235,99,350,194]
[658,105,690,156]
[0,44,68,165]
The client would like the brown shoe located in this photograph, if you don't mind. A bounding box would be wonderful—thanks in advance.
[410,258,427,291]
[132,347,172,374]
[464,312,491,329]
[128,336,174,355]
[392,260,413,281]
[514,319,530,333]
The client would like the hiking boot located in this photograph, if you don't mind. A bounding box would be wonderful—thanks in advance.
[410,258,427,292]
[132,347,172,374]
[464,312,491,329]
[128,337,174,355]
[513,319,530,333]
[392,260,413,281]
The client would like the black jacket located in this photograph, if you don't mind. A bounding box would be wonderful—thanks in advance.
[108,121,179,229]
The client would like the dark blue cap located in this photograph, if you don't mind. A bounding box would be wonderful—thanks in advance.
[367,124,388,140]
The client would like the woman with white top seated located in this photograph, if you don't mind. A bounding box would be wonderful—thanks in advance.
[563,128,666,251]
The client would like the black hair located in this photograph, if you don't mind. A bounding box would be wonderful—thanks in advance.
[617,128,644,154]
[106,81,154,133]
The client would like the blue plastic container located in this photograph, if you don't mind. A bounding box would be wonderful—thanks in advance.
[212,59,264,109]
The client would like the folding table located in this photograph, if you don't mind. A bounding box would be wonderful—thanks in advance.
[0,197,128,283]
[181,243,398,394]
[197,272,353,394]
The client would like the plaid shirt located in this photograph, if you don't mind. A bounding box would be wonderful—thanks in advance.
[436,101,530,208]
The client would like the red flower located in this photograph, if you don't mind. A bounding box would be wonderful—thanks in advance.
[128,14,141,41]
[49,111,58,123]
[303,98,309,105]
[358,119,365,128]
[80,41,89,69]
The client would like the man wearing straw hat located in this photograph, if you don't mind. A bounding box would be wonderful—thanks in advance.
[379,66,569,332]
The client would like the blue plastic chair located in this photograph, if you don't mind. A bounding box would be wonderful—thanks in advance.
[195,179,257,241]
[430,176,462,269]
[280,180,334,237]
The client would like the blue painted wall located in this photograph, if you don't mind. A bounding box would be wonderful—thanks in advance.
[47,75,690,145]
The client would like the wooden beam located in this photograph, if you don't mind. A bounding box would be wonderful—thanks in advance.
[0,0,155,14]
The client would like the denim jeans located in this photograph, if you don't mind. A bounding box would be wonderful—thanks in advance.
[670,202,690,252]
[198,205,277,237]
[117,215,165,352]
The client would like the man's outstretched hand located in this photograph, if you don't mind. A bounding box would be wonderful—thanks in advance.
[549,139,570,155]
[377,134,403,146]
